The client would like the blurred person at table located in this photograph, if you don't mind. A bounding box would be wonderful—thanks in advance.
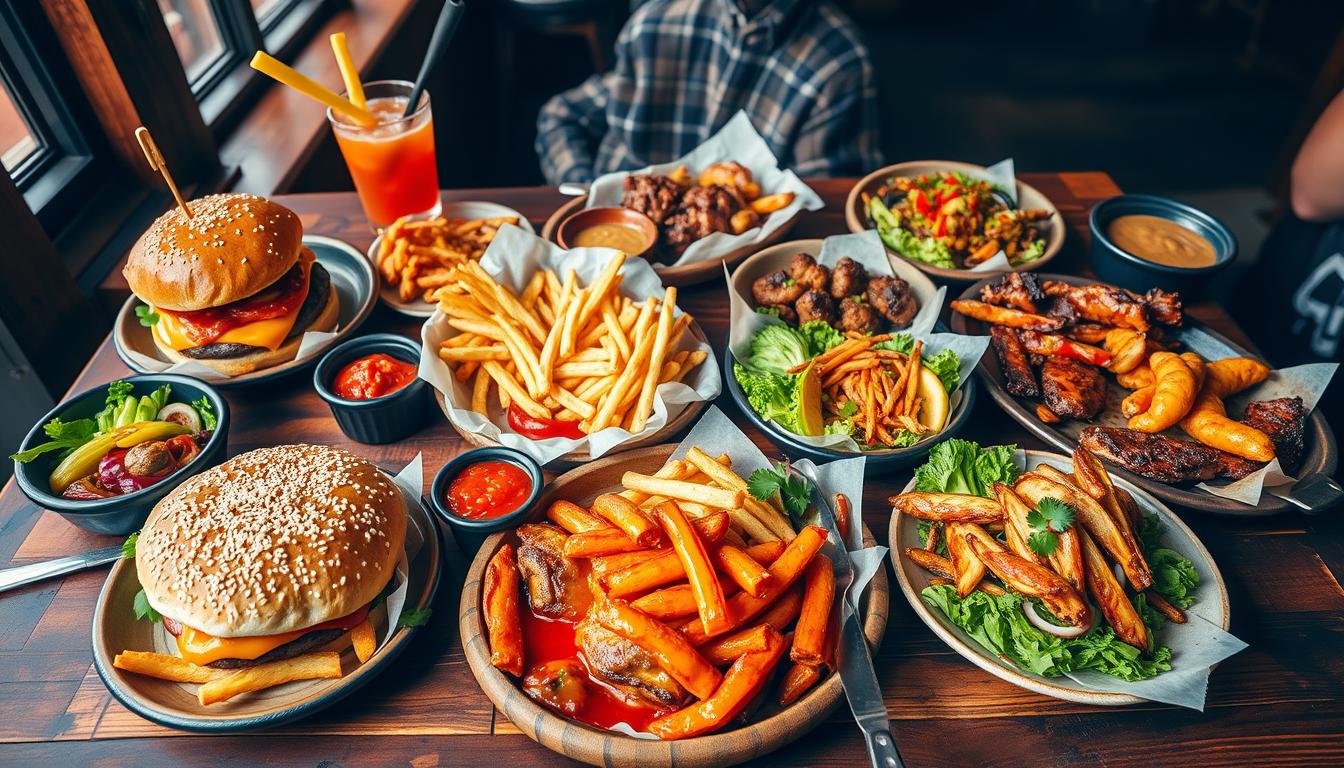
[535,0,882,185]
[1235,88,1344,422]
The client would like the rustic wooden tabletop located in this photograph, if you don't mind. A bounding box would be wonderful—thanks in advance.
[2,177,1341,767]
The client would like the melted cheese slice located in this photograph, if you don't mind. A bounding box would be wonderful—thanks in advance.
[151,250,315,352]
[176,624,306,666]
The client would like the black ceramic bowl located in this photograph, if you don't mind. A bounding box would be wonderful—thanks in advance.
[1089,194,1236,298]
[314,333,430,444]
[12,374,230,535]
[722,345,977,474]
[428,447,543,553]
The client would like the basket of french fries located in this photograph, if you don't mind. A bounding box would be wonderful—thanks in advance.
[458,407,888,768]
[419,225,721,466]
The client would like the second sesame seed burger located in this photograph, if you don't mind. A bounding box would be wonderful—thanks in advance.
[124,193,339,376]
[133,444,406,668]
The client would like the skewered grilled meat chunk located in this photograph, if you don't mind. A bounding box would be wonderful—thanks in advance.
[980,272,1046,313]
[752,270,805,306]
[867,276,919,327]
[789,252,830,291]
[830,256,869,299]
[1041,281,1150,331]
[990,326,1038,397]
[621,174,683,225]
[575,613,688,709]
[1242,397,1308,470]
[761,303,798,325]
[796,289,836,325]
[838,296,879,334]
[516,523,592,621]
[1040,357,1105,419]
[1079,426,1259,483]
[663,185,737,255]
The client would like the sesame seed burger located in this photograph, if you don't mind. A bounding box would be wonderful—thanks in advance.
[134,444,406,668]
[124,193,339,377]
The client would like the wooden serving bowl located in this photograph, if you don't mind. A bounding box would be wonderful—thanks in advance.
[459,444,889,768]
[844,160,1066,283]
[542,195,800,287]
[555,206,659,258]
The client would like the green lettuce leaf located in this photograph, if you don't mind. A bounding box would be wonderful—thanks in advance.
[745,325,810,375]
[914,439,1019,497]
[798,320,845,357]
[1138,514,1200,609]
[924,347,962,393]
[734,363,803,434]
[9,417,97,463]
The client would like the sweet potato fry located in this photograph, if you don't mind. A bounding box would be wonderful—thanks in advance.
[791,556,835,666]
[483,543,524,677]
[653,501,730,635]
[590,549,663,575]
[601,512,730,596]
[646,626,787,740]
[630,542,784,618]
[779,661,823,706]
[1145,589,1188,624]
[701,623,773,666]
[1079,528,1148,649]
[713,545,774,598]
[888,493,1004,524]
[198,652,342,706]
[945,521,989,597]
[546,500,608,534]
[350,618,376,664]
[591,493,662,547]
[114,650,227,683]
[592,598,722,700]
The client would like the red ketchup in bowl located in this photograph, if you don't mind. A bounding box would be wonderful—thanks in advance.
[445,460,532,520]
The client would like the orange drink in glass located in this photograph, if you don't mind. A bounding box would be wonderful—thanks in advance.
[327,80,441,230]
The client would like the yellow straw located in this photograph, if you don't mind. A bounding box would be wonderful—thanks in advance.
[329,33,366,109]
[249,51,376,126]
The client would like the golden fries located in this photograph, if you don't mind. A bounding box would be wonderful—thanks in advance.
[435,254,704,439]
[197,652,343,706]
[351,619,377,664]
[376,215,519,303]
[113,650,228,683]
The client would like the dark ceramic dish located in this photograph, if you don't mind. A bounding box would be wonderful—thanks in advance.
[1089,194,1236,298]
[721,345,977,473]
[555,206,658,258]
[429,446,544,553]
[314,333,429,444]
[12,374,231,535]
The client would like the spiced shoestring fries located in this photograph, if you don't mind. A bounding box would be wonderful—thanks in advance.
[377,215,519,303]
[435,254,707,436]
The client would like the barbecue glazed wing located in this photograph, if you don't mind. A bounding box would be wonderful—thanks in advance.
[1078,426,1259,483]
[790,252,830,291]
[663,185,737,255]
[867,276,919,327]
[752,270,805,306]
[951,299,1065,331]
[1040,357,1105,419]
[1242,397,1308,470]
[990,326,1038,397]
[516,523,593,621]
[1041,282,1150,331]
[979,272,1046,313]
[796,289,837,325]
[574,613,688,709]
[830,256,869,300]
[621,174,684,225]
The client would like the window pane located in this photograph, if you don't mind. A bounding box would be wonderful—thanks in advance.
[251,0,287,21]
[157,0,226,83]
[0,82,38,173]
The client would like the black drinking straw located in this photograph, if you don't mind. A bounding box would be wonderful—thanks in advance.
[403,0,466,117]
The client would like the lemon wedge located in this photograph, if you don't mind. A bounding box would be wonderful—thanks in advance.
[916,365,950,432]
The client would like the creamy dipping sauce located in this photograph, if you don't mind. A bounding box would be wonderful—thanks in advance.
[572,223,650,254]
[1106,214,1217,269]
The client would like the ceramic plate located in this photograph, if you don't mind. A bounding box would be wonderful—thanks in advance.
[950,273,1338,515]
[367,201,534,317]
[113,235,377,389]
[889,449,1230,705]
[91,479,442,732]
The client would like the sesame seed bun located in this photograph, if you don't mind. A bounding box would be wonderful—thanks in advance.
[124,193,304,312]
[135,444,407,638]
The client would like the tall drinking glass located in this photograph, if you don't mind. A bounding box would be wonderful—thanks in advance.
[326,80,441,230]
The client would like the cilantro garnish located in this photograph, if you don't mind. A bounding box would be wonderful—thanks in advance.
[133,589,161,622]
[1026,497,1075,557]
[134,305,159,327]
[746,461,812,520]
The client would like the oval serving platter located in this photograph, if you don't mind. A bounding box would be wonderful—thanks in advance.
[724,239,975,470]
[91,476,441,732]
[950,273,1338,516]
[114,235,378,389]
[541,194,800,288]
[459,443,889,768]
[367,201,535,318]
[844,160,1066,283]
[889,449,1230,706]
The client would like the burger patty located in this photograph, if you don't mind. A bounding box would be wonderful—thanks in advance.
[205,628,345,669]
[180,262,332,360]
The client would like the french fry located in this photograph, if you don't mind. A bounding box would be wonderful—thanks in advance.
[546,499,608,534]
[591,549,664,576]
[631,287,676,433]
[903,547,954,579]
[482,361,548,420]
[350,618,377,664]
[791,556,834,666]
[591,493,661,547]
[620,472,743,510]
[198,652,343,705]
[653,501,730,635]
[683,447,793,542]
[646,627,787,739]
[602,511,730,596]
[591,598,722,700]
[713,545,774,598]
[114,651,228,683]
[700,623,773,667]
[483,544,524,677]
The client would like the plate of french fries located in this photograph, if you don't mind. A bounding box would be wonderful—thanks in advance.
[368,201,533,317]
[459,442,888,768]
[90,484,440,731]
[420,225,721,466]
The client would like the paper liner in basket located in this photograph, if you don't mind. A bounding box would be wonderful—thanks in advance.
[419,225,721,465]
[586,111,824,269]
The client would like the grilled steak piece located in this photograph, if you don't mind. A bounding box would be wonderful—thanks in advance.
[1079,426,1260,483]
[980,272,1046,313]
[990,326,1038,398]
[1243,397,1308,470]
[574,614,688,709]
[1041,281,1150,331]
[516,523,592,621]
[1040,357,1105,419]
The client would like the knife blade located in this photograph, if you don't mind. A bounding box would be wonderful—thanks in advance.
[792,464,904,768]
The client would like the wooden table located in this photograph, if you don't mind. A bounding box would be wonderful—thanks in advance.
[3,178,1342,767]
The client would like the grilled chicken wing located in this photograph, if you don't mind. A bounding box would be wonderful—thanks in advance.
[1079,528,1149,649]
[621,174,684,225]
[867,276,919,327]
[1242,397,1308,470]
[752,270,805,306]
[1142,288,1183,326]
[990,326,1039,398]
[1041,282,1151,331]
[663,185,737,255]
[837,296,879,334]
[963,530,1092,627]
[830,256,869,300]
[516,523,593,621]
[1079,426,1260,483]
[574,613,688,709]
[951,299,1065,331]
[796,289,836,325]
[889,493,1004,523]
[1040,357,1106,420]
[979,272,1046,313]
[1014,471,1152,590]
[790,252,830,291]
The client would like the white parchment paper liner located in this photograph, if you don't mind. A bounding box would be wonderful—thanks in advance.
[381,453,428,645]
[586,111,824,270]
[419,225,721,466]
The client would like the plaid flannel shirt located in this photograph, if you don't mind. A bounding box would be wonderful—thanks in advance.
[535,0,882,185]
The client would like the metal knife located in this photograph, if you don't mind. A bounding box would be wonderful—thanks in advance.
[793,464,904,768]
[0,545,123,595]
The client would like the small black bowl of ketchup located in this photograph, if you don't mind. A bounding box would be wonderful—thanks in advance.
[314,333,429,444]
[429,447,543,553]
